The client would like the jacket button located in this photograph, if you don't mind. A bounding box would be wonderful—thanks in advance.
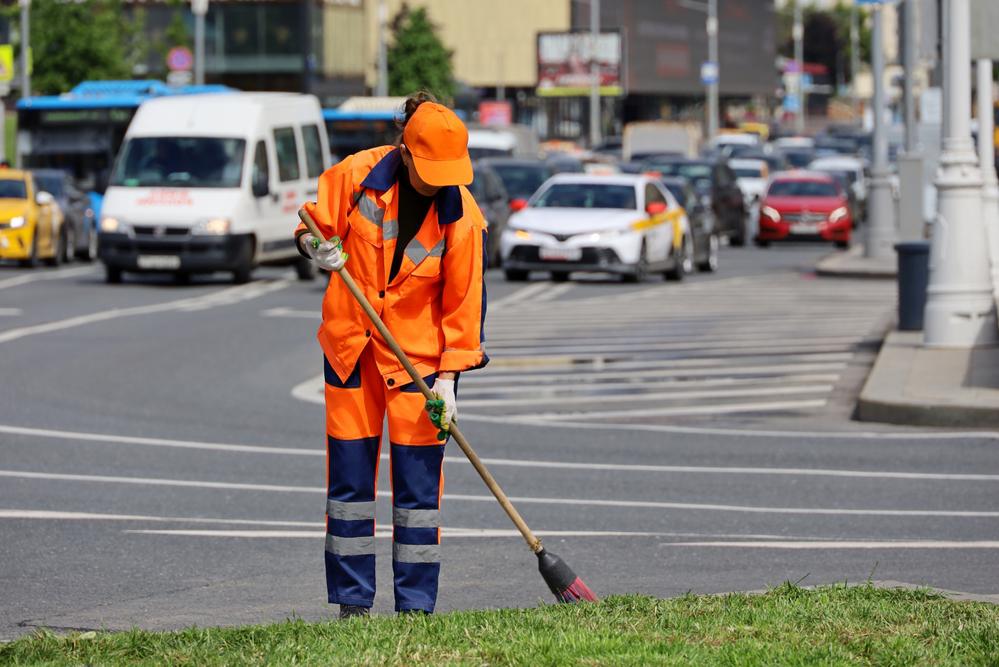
[365,330,371,338]
[387,378,395,387]
[379,290,385,298]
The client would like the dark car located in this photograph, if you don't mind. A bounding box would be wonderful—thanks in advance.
[640,157,748,246]
[477,158,553,203]
[469,162,511,267]
[660,176,720,272]
[31,169,98,261]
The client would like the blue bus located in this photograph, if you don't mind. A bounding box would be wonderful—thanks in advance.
[17,80,230,217]
[322,98,403,161]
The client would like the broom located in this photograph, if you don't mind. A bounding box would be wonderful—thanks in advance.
[298,207,597,604]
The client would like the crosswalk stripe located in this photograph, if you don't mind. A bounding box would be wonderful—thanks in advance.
[490,398,830,421]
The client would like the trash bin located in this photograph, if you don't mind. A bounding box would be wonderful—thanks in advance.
[895,241,931,331]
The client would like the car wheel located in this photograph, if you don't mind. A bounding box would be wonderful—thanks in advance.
[19,234,39,268]
[754,238,770,248]
[232,264,253,284]
[44,228,65,267]
[624,241,649,283]
[62,226,75,264]
[79,227,98,262]
[174,271,192,285]
[729,217,747,247]
[295,255,316,281]
[665,237,688,281]
[504,269,529,282]
[105,265,122,284]
[550,271,570,282]
[698,234,719,272]
[835,240,850,250]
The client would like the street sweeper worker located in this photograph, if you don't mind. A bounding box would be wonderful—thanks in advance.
[294,93,488,619]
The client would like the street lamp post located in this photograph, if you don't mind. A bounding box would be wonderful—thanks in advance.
[898,0,925,242]
[376,0,388,97]
[865,4,896,259]
[19,0,29,98]
[589,0,601,149]
[924,0,998,346]
[977,58,999,304]
[191,0,208,86]
[706,0,719,143]
[850,2,860,120]
[793,1,804,135]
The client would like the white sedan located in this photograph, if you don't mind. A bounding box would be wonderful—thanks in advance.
[499,174,692,282]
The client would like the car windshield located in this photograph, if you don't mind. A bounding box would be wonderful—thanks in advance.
[814,168,857,186]
[33,174,65,197]
[489,164,552,199]
[111,137,247,188]
[784,151,814,168]
[768,180,839,197]
[733,167,763,179]
[533,183,637,210]
[0,179,27,199]
[645,162,712,191]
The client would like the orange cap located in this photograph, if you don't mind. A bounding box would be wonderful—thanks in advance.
[402,102,473,187]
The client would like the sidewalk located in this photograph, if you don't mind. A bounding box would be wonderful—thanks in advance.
[815,244,897,279]
[857,330,999,427]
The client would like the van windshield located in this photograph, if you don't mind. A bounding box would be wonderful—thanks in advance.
[111,137,246,188]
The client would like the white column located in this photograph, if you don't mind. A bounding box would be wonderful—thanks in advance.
[793,2,805,135]
[376,0,388,97]
[19,0,29,98]
[865,6,897,259]
[977,58,999,306]
[924,0,998,346]
[589,0,601,148]
[192,0,208,86]
[706,0,719,143]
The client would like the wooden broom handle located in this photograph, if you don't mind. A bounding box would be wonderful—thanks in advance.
[298,208,543,554]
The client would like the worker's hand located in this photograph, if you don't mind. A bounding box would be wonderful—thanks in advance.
[425,377,457,441]
[302,234,347,272]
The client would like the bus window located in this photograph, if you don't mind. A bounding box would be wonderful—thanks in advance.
[274,127,301,182]
[301,124,325,178]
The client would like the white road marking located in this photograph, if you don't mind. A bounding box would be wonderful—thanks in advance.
[487,282,557,311]
[530,282,574,303]
[260,306,315,320]
[459,413,999,441]
[0,308,22,316]
[5,423,999,480]
[124,528,671,539]
[0,265,98,290]
[488,338,860,356]
[4,470,997,517]
[506,398,830,421]
[0,277,292,345]
[0,509,317,527]
[665,540,999,550]
[459,382,834,408]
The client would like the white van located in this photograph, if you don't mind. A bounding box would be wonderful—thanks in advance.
[98,92,330,284]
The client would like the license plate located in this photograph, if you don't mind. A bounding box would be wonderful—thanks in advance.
[137,255,181,269]
[790,223,820,234]
[539,247,582,262]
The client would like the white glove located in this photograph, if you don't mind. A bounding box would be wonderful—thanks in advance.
[302,234,347,272]
[431,377,457,431]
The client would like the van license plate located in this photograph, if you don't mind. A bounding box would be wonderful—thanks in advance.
[137,255,181,269]
[539,247,582,262]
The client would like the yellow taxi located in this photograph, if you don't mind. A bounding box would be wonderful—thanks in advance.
[0,169,66,266]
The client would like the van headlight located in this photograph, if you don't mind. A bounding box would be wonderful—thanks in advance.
[8,216,24,228]
[193,218,231,236]
[100,217,131,234]
[828,207,849,223]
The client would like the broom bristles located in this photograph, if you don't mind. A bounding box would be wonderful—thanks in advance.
[554,577,598,603]
[536,547,598,604]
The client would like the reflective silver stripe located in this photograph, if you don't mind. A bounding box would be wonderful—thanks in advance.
[383,218,399,241]
[405,239,429,265]
[393,507,440,528]
[325,534,375,557]
[327,499,376,521]
[428,237,446,257]
[357,195,385,228]
[393,542,440,563]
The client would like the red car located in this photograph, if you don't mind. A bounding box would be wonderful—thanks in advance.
[756,171,852,249]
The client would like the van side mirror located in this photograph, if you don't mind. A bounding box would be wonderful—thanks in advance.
[252,174,270,198]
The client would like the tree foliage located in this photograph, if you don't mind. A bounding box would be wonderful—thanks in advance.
[164,0,192,51]
[777,0,872,86]
[12,0,145,95]
[387,4,455,100]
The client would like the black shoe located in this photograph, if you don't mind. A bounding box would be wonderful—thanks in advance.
[398,609,430,616]
[339,604,370,619]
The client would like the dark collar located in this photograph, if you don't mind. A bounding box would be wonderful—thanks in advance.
[360,147,463,225]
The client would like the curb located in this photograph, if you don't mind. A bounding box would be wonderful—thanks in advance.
[815,247,897,280]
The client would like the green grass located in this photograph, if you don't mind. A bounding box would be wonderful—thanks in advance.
[2,584,998,666]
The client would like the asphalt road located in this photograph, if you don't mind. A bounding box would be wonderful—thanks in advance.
[1,244,997,640]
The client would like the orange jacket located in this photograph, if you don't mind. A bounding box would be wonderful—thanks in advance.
[297,146,489,388]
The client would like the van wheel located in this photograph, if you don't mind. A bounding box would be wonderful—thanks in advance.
[232,263,253,284]
[504,269,528,281]
[550,271,570,282]
[105,265,123,284]
[295,255,316,281]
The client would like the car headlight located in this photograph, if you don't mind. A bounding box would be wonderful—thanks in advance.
[829,206,849,223]
[761,206,781,222]
[8,216,25,228]
[513,229,532,240]
[193,218,231,236]
[100,216,129,234]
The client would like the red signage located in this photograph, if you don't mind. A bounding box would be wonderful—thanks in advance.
[478,101,512,127]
